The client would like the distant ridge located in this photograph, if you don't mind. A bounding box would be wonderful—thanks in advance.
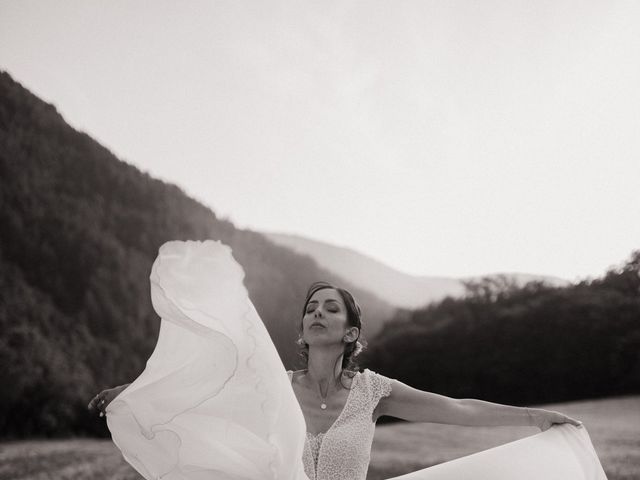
[264,232,569,309]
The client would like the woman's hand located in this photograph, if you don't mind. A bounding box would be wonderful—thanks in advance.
[529,408,583,431]
[87,385,128,417]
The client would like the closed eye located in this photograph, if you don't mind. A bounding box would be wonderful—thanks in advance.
[305,300,341,314]
[326,300,340,312]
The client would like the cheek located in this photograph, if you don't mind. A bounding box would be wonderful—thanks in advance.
[301,315,317,333]
[328,315,349,330]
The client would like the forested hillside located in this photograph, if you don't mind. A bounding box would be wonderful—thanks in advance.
[363,255,640,407]
[0,71,395,437]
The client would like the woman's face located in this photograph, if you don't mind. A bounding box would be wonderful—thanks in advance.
[302,288,352,346]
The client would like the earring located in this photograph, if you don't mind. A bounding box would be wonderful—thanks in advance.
[296,336,306,346]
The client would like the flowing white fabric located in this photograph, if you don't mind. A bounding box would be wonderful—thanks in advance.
[391,424,607,480]
[106,240,308,480]
[105,240,608,480]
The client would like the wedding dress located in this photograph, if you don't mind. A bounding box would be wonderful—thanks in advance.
[105,240,608,480]
[288,368,393,480]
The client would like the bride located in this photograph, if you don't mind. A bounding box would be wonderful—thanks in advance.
[88,240,607,480]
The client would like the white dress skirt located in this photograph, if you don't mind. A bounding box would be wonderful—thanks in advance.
[105,240,608,480]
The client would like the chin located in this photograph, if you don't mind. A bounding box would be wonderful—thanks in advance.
[306,338,342,348]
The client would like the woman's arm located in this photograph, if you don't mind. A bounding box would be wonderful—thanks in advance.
[377,379,582,431]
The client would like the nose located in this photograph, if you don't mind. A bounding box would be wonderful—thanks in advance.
[314,308,323,318]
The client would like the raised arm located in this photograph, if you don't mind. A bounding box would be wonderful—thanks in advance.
[376,379,582,431]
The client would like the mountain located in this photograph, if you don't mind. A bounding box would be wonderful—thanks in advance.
[264,232,570,309]
[0,71,394,437]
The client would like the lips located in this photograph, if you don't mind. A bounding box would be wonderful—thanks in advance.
[310,322,326,328]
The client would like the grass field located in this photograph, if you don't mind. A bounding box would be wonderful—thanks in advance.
[0,395,637,480]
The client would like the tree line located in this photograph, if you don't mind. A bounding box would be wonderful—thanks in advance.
[363,251,640,410]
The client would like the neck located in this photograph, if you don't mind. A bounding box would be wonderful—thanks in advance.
[306,344,344,393]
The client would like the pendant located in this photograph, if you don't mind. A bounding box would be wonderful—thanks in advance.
[321,403,327,410]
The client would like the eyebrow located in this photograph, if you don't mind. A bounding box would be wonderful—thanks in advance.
[307,299,340,305]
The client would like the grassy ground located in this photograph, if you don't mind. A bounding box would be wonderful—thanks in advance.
[0,438,136,480]
[0,395,637,480]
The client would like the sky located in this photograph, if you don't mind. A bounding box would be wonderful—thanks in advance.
[1,0,639,280]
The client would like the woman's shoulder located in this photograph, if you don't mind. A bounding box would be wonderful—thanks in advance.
[361,368,391,379]
[360,368,393,399]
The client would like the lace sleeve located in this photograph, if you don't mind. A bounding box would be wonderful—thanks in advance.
[364,368,392,406]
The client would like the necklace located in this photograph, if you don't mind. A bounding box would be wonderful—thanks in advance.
[306,369,341,410]
[317,375,344,409]
[318,382,329,410]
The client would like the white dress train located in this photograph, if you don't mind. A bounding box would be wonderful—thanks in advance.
[105,240,608,480]
[390,423,606,479]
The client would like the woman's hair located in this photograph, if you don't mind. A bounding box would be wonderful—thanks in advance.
[296,281,367,381]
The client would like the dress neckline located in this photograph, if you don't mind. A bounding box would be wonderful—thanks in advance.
[289,370,360,438]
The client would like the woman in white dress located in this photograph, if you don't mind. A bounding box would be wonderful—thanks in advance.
[89,240,607,480]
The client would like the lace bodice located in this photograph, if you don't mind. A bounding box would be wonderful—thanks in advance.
[287,368,393,480]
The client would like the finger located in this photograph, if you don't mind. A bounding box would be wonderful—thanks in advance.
[90,395,105,413]
[561,415,582,427]
[569,417,583,427]
[88,396,99,411]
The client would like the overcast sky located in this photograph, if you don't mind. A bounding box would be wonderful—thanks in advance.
[1,0,639,280]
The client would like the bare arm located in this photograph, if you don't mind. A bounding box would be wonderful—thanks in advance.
[376,379,582,431]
